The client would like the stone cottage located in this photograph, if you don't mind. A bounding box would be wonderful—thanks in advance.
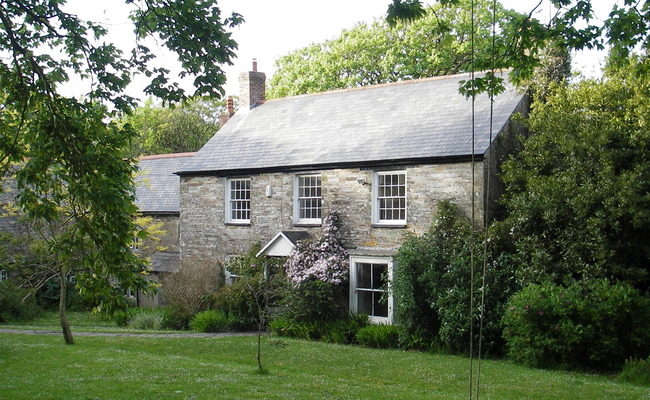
[176,67,529,323]
[134,152,194,307]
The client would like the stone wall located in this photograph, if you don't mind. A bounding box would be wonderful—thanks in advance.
[179,161,488,268]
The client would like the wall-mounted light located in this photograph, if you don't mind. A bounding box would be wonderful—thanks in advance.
[357,177,367,185]
[265,185,273,197]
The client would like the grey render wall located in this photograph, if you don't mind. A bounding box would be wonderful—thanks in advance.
[179,161,487,269]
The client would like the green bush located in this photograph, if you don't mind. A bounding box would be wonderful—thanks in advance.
[502,279,650,371]
[127,308,166,330]
[0,281,41,322]
[113,307,137,327]
[356,324,401,349]
[282,279,348,323]
[321,314,369,345]
[190,309,229,333]
[269,317,315,340]
[209,276,261,331]
[393,201,519,355]
[36,278,89,311]
[270,314,369,344]
[618,357,650,386]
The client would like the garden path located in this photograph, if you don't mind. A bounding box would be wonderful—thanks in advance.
[0,328,258,338]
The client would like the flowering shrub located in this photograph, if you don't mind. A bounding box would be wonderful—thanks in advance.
[280,211,349,322]
[502,279,650,371]
[285,211,348,286]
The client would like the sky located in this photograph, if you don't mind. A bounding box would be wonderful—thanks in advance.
[62,0,620,101]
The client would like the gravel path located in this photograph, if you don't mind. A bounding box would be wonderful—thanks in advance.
[0,328,259,338]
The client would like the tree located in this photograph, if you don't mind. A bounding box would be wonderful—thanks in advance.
[1,0,242,344]
[386,0,650,91]
[499,63,650,289]
[268,0,521,98]
[122,98,225,156]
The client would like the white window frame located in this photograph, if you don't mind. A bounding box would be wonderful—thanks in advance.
[372,170,407,226]
[225,178,251,224]
[0,269,7,281]
[349,256,393,324]
[293,174,322,225]
[130,235,140,250]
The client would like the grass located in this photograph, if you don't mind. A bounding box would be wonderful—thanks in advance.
[0,311,171,334]
[1,332,649,399]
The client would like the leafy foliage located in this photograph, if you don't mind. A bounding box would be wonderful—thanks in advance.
[356,324,401,349]
[269,313,369,344]
[122,98,224,156]
[268,0,520,98]
[0,280,41,322]
[208,244,285,331]
[618,357,650,386]
[280,212,350,323]
[1,0,242,343]
[386,0,650,88]
[35,278,89,312]
[502,279,650,371]
[393,201,519,355]
[500,65,650,289]
[189,309,229,333]
[127,308,167,330]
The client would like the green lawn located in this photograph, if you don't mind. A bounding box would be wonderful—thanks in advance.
[1,331,648,399]
[0,311,170,334]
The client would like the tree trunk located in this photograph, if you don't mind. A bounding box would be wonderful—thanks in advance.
[59,268,74,345]
[257,318,263,371]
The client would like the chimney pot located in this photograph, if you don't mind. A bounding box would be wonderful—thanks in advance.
[227,96,234,115]
[239,61,266,110]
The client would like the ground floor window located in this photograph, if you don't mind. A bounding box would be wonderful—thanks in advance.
[349,256,393,324]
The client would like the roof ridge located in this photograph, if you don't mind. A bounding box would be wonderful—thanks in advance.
[264,69,510,103]
[139,152,196,160]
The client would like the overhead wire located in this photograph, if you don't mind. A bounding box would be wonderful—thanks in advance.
[468,0,477,396]
[474,0,497,397]
[468,0,497,397]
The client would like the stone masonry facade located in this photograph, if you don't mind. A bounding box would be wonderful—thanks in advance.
[179,160,491,269]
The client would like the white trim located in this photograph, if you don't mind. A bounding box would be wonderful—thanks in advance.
[349,255,393,324]
[372,170,407,226]
[293,174,322,225]
[256,232,295,257]
[0,269,7,281]
[225,178,251,224]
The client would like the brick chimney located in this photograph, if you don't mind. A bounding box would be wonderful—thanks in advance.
[219,96,235,126]
[239,59,266,110]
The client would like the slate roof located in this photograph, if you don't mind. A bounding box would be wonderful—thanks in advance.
[135,153,195,213]
[177,71,526,175]
[149,251,180,273]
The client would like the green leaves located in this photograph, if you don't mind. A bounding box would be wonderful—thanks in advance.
[121,98,223,156]
[130,0,243,99]
[386,0,649,93]
[501,65,650,289]
[269,0,519,98]
[386,0,426,27]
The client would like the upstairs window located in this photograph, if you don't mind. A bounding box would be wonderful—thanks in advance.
[373,171,406,226]
[294,174,322,225]
[0,269,7,281]
[226,178,251,224]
